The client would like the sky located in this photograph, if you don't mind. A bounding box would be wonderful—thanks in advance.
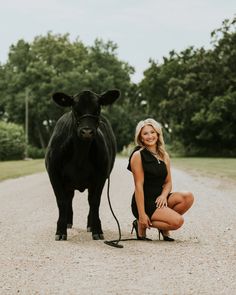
[1,0,235,83]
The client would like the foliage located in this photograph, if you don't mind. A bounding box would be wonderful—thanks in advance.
[27,145,45,159]
[0,121,25,160]
[0,33,134,151]
[0,16,235,157]
[139,16,236,156]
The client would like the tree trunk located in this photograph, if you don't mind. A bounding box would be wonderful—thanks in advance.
[36,123,46,150]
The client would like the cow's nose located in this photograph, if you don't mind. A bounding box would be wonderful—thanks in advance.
[80,128,94,138]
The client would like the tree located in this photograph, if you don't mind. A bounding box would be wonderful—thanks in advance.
[139,16,236,156]
[0,33,134,151]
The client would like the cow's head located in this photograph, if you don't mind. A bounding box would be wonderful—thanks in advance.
[52,89,120,140]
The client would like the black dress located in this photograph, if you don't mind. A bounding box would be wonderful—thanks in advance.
[127,146,169,219]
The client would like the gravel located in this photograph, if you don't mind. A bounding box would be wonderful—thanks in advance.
[0,157,235,295]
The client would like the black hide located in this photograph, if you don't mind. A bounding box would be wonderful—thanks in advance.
[45,89,120,240]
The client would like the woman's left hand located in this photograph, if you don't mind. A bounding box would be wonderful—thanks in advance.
[155,195,168,208]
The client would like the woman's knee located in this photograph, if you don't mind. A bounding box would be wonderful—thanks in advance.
[172,215,184,229]
[185,191,194,206]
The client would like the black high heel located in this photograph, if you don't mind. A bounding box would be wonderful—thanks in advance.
[158,230,175,242]
[131,220,152,241]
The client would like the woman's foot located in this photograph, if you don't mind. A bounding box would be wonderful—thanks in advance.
[158,230,175,241]
[137,220,147,238]
[131,220,152,241]
[162,230,170,237]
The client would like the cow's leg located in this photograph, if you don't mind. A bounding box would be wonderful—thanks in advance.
[54,187,74,241]
[87,211,92,232]
[67,190,74,229]
[87,181,105,240]
[55,194,69,241]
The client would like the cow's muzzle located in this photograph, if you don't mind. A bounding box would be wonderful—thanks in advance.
[79,127,95,139]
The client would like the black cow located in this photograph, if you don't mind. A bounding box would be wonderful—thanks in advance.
[45,89,120,241]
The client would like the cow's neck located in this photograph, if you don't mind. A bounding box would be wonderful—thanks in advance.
[73,137,93,165]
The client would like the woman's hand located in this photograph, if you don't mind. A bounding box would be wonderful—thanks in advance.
[155,194,168,208]
[139,214,152,229]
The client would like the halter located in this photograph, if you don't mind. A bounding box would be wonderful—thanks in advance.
[73,112,100,127]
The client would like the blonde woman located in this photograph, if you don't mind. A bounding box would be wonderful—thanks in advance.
[128,118,194,241]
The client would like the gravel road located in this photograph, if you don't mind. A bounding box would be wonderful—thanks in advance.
[0,157,235,295]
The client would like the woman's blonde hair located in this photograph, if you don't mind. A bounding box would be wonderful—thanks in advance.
[135,118,166,160]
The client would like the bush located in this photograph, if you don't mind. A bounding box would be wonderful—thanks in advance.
[27,145,45,159]
[0,121,25,160]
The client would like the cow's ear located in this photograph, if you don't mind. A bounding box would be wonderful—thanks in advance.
[99,89,120,106]
[52,92,74,107]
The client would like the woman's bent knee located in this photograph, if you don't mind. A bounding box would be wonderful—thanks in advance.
[186,192,194,204]
[183,192,194,209]
[172,216,184,229]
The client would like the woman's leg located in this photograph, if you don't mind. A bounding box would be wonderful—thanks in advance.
[168,191,194,215]
[150,192,193,237]
[151,207,184,231]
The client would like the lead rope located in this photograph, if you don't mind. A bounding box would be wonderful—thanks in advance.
[104,176,123,248]
[104,176,137,248]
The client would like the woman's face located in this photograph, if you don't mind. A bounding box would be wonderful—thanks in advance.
[140,125,158,147]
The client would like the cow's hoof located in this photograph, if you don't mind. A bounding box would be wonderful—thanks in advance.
[61,234,67,240]
[92,233,104,240]
[99,234,104,240]
[55,234,61,241]
[67,224,73,229]
[55,234,67,241]
[87,227,92,232]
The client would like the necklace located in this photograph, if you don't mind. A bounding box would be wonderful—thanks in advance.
[145,147,160,164]
[145,147,158,155]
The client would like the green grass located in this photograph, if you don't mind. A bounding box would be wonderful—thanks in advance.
[171,157,236,181]
[0,159,45,181]
[1,157,235,183]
